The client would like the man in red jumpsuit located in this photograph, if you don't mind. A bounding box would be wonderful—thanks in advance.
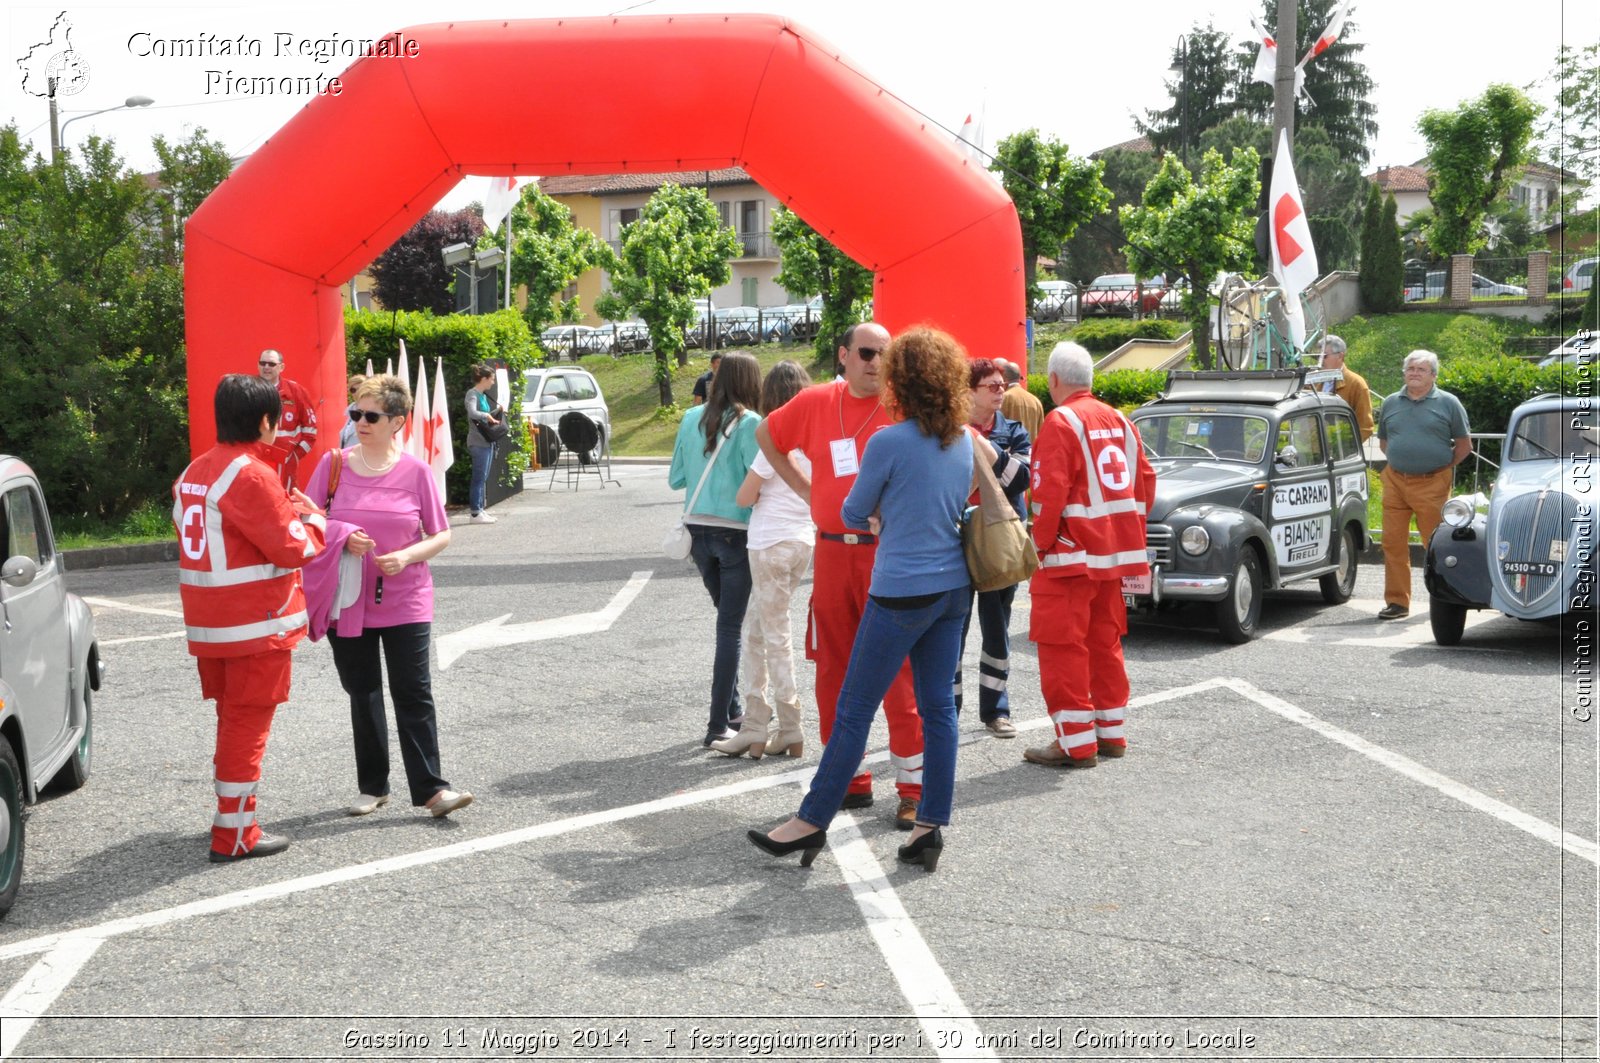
[757,322,925,828]
[1024,341,1155,769]
[174,374,325,861]
[257,349,318,489]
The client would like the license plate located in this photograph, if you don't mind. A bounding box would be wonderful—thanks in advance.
[1121,573,1151,595]
[1501,561,1557,577]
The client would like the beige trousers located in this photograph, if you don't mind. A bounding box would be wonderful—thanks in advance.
[740,539,813,739]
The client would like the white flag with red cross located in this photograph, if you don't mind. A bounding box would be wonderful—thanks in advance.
[1249,15,1277,86]
[482,175,520,231]
[429,357,455,498]
[409,355,430,463]
[1268,128,1319,352]
[396,339,413,450]
[1300,0,1351,65]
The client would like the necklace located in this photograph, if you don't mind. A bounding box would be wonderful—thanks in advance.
[837,384,883,443]
[355,445,399,474]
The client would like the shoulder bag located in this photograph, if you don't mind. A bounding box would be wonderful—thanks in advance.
[962,438,1039,593]
[481,399,510,443]
[663,425,728,560]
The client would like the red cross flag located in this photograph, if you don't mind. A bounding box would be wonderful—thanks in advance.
[1248,15,1277,87]
[408,355,430,463]
[429,356,455,498]
[482,175,520,231]
[1301,0,1352,64]
[396,339,413,450]
[1269,128,1319,352]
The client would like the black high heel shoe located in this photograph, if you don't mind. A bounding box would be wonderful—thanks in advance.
[897,826,943,872]
[747,828,827,867]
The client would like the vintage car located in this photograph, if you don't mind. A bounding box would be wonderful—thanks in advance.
[1125,370,1371,642]
[0,455,101,917]
[1423,393,1598,645]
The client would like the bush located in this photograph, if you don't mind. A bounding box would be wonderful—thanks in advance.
[1066,317,1187,353]
[1030,369,1168,414]
[1436,354,1571,466]
[345,308,538,503]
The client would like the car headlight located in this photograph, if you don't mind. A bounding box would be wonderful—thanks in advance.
[1441,497,1475,528]
[1179,526,1211,555]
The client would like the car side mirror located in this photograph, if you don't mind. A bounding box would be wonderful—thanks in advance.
[540,395,560,407]
[2,555,39,588]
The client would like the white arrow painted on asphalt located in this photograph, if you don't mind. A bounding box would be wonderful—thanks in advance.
[436,570,652,670]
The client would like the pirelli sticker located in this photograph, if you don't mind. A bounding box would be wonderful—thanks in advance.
[1272,478,1331,519]
[1273,515,1330,566]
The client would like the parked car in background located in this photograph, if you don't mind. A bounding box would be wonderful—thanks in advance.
[594,320,651,354]
[1080,273,1167,317]
[1538,331,1595,367]
[521,367,611,466]
[1563,257,1597,293]
[1032,279,1078,322]
[1404,271,1528,302]
[1424,393,1598,645]
[538,325,604,360]
[1124,370,1370,643]
[714,306,763,345]
[0,455,101,917]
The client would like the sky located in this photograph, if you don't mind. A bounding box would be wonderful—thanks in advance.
[4,0,1595,213]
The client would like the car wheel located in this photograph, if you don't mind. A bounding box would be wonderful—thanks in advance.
[1216,547,1264,643]
[1429,596,1468,646]
[1320,526,1359,604]
[0,737,24,919]
[57,682,93,792]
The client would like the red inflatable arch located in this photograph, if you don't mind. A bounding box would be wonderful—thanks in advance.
[184,14,1024,469]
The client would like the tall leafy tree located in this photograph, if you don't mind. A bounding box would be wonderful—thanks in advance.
[149,130,232,262]
[1357,181,1382,306]
[1121,148,1260,369]
[770,205,873,365]
[1293,124,1367,271]
[1230,0,1379,165]
[495,187,612,336]
[1139,24,1241,165]
[1368,191,1405,313]
[1057,147,1159,282]
[1417,83,1541,258]
[1534,42,1599,185]
[594,183,739,406]
[370,208,485,314]
[990,129,1112,301]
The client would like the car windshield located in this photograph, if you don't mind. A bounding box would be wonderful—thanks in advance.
[1506,410,1600,461]
[1136,413,1270,463]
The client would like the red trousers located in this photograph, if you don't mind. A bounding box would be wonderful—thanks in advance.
[806,538,923,798]
[197,650,291,856]
[1031,576,1129,760]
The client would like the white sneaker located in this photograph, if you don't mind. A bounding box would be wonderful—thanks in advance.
[428,789,474,818]
[348,794,390,816]
[469,512,497,524]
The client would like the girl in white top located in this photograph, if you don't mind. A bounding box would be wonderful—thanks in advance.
[712,361,815,759]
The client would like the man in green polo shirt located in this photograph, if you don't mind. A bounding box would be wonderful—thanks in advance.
[1375,349,1471,620]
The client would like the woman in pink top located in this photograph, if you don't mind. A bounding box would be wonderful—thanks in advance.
[305,375,473,819]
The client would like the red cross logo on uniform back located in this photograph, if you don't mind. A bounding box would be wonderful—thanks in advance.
[1097,444,1131,491]
[180,504,208,561]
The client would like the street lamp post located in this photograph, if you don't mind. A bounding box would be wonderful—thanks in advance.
[1169,35,1189,170]
[54,94,154,161]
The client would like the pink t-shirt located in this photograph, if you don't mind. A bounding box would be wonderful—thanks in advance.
[306,450,449,628]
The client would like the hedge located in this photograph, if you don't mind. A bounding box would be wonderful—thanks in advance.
[1436,354,1578,468]
[345,308,539,503]
[1028,368,1169,414]
[1067,317,1187,353]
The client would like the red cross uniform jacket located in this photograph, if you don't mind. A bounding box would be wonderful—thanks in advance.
[172,442,326,657]
[271,377,318,475]
[1030,391,1156,581]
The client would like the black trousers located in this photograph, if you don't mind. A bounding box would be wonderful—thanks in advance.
[327,622,450,806]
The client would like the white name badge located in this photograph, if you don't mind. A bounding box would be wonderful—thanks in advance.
[829,437,859,478]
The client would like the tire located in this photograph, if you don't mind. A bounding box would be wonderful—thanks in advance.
[56,683,93,792]
[1429,596,1468,646]
[1216,547,1265,643]
[0,737,24,919]
[1320,526,1359,604]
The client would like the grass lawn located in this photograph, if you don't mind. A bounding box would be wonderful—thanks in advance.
[578,344,828,457]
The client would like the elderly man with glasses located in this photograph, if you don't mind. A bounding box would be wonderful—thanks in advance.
[1375,349,1471,620]
[1317,335,1374,442]
[257,349,319,489]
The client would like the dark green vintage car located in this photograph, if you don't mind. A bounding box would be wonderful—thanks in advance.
[1125,370,1371,642]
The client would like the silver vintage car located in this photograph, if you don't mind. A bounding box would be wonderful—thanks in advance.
[1423,394,1599,644]
[0,455,101,917]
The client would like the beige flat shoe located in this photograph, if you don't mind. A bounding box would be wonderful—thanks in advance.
[427,790,474,818]
[348,794,390,816]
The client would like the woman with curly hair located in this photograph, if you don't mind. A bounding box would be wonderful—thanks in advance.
[748,327,973,872]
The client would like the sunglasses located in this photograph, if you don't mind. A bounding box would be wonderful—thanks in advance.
[855,346,883,361]
[976,382,1006,394]
[348,409,390,424]
[258,361,281,368]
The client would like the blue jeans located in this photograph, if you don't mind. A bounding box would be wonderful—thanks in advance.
[468,443,494,514]
[688,525,750,734]
[798,585,970,829]
[954,584,1017,721]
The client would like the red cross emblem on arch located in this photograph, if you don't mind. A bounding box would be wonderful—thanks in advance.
[180,504,208,561]
[1097,444,1131,492]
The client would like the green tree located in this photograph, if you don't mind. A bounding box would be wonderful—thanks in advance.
[990,129,1112,301]
[1368,191,1405,313]
[1120,147,1260,369]
[594,183,739,406]
[493,187,612,338]
[149,130,232,262]
[1057,147,1159,282]
[1139,24,1238,165]
[1357,181,1382,306]
[1230,0,1379,165]
[770,205,873,366]
[1534,43,1599,185]
[1293,124,1367,271]
[1417,83,1541,258]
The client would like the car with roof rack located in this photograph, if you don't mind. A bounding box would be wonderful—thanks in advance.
[1124,369,1371,642]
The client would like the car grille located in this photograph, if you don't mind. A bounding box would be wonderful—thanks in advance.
[1488,490,1576,609]
[1146,525,1172,567]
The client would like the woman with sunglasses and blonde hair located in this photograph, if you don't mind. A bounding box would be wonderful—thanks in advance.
[306,375,473,821]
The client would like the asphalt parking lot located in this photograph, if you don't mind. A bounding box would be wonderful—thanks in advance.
[1,463,1594,1061]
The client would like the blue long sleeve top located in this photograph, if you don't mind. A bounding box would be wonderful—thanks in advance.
[842,420,972,597]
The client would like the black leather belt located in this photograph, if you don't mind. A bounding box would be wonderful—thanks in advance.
[820,532,877,545]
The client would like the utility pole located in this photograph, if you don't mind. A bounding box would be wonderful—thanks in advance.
[48,77,60,164]
[1272,0,1298,150]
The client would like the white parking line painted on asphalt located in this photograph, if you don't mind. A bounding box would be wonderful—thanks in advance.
[0,935,103,1059]
[1221,677,1599,866]
[99,631,186,647]
[81,597,183,618]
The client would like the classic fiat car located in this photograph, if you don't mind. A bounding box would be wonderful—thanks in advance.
[1125,370,1371,642]
[1423,394,1598,645]
[0,455,101,918]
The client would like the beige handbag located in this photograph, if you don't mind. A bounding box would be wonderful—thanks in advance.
[962,444,1038,592]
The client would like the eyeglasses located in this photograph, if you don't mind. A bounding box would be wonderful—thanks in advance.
[258,361,281,368]
[976,382,1006,394]
[855,347,883,361]
[348,409,388,424]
